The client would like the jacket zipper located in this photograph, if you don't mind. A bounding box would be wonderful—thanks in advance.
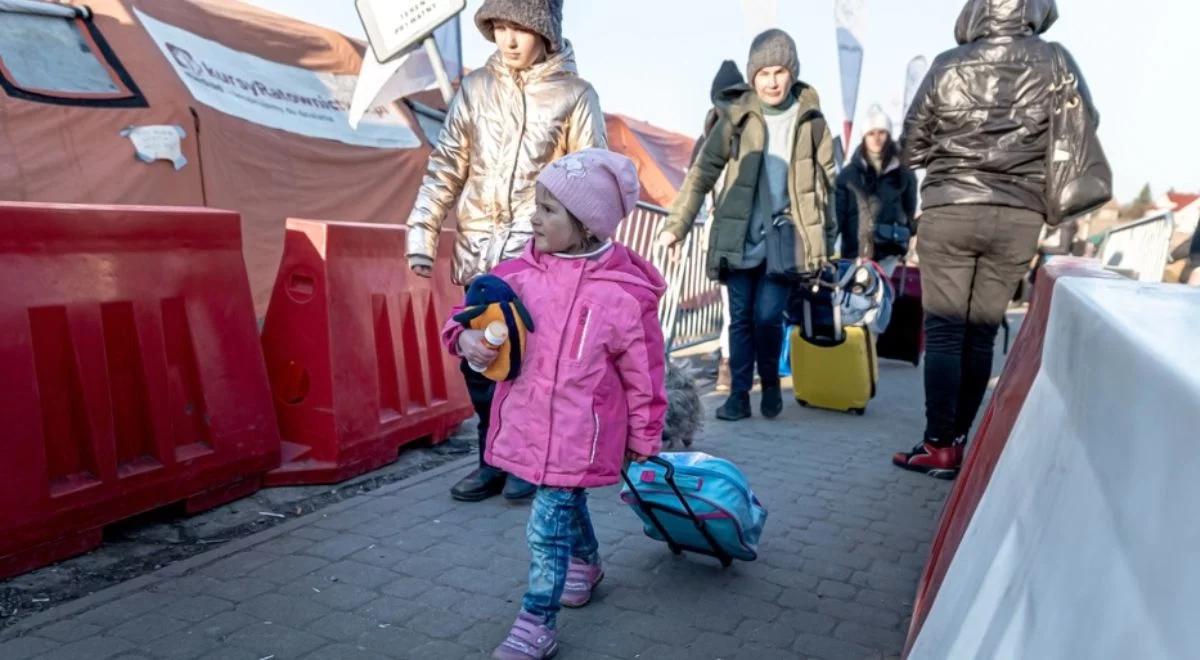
[570,306,592,361]
[542,266,588,478]
[503,75,528,250]
[589,411,600,464]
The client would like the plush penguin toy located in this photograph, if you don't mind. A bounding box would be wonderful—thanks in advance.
[452,275,535,382]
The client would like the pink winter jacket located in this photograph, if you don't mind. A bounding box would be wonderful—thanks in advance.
[442,242,667,488]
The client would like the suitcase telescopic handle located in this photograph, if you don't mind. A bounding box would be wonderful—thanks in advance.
[622,456,734,567]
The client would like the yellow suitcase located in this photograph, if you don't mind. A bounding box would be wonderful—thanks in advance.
[789,325,877,415]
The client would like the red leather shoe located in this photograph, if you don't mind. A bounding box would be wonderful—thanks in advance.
[893,441,961,480]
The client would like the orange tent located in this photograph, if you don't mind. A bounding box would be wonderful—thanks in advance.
[0,0,696,314]
[1,0,431,314]
[604,114,695,208]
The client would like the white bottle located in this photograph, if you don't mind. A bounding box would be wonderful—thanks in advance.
[469,320,508,372]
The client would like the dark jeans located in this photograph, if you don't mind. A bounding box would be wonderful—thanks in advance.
[919,205,1043,443]
[725,263,791,394]
[460,359,495,468]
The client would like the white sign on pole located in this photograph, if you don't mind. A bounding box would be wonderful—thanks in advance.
[348,17,460,129]
[356,0,465,63]
[903,55,929,118]
[835,0,865,147]
[137,9,418,150]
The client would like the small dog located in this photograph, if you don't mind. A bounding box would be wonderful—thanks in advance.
[662,359,703,450]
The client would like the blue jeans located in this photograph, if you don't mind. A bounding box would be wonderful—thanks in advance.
[522,487,600,627]
[725,264,791,393]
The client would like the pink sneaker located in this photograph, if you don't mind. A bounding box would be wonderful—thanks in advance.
[492,611,558,660]
[560,558,604,608]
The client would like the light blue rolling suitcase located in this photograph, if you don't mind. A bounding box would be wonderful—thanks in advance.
[620,453,767,566]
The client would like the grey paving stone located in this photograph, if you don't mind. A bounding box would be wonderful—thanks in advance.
[197,550,275,579]
[140,630,223,659]
[405,639,475,660]
[249,554,330,584]
[303,643,393,660]
[201,577,276,604]
[278,577,380,611]
[34,636,133,660]
[235,592,331,628]
[193,611,260,640]
[733,618,798,648]
[0,636,59,660]
[817,579,859,600]
[816,598,902,630]
[303,534,378,561]
[794,632,884,660]
[166,594,234,623]
[224,621,328,657]
[108,612,188,644]
[834,621,908,651]
[311,510,381,533]
[75,592,179,627]
[305,611,378,643]
[33,620,102,644]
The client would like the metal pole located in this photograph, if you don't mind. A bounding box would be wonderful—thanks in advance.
[422,36,455,106]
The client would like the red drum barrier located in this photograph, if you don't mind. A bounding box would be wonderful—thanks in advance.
[261,220,472,486]
[0,203,280,579]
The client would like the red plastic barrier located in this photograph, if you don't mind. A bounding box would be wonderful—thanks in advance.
[0,203,280,579]
[904,258,1124,656]
[261,220,472,486]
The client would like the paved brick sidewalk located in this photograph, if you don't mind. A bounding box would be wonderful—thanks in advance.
[1,359,952,660]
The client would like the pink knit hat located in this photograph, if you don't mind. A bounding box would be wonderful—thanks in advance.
[536,149,640,241]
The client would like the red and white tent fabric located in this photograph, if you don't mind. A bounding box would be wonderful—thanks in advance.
[906,259,1200,659]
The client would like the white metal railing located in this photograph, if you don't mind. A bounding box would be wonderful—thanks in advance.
[616,202,723,353]
[1099,210,1175,282]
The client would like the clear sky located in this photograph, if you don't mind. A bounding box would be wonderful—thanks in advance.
[244,0,1198,202]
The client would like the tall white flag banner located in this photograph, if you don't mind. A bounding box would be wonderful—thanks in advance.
[903,55,929,118]
[349,17,460,130]
[740,0,779,38]
[136,9,419,150]
[835,0,865,148]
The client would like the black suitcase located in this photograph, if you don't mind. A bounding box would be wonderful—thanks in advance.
[877,265,924,366]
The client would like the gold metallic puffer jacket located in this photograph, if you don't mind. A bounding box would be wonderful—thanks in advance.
[406,42,607,285]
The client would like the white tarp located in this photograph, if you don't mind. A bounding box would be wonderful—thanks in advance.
[910,277,1200,660]
[136,8,419,150]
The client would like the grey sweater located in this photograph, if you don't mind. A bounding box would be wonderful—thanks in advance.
[740,99,800,269]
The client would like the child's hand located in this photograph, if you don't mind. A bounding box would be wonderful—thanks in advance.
[458,329,499,367]
[625,450,652,464]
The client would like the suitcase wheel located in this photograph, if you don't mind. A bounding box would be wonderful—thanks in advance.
[851,408,866,416]
[797,399,809,408]
[912,358,921,367]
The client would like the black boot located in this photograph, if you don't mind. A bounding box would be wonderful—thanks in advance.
[502,475,537,501]
[450,466,506,502]
[716,392,752,421]
[761,385,783,419]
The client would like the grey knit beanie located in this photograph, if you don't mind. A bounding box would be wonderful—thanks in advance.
[746,29,800,82]
[475,0,564,52]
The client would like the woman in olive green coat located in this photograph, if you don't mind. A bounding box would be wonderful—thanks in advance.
[658,29,836,422]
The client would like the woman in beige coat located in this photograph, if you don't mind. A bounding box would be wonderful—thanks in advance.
[406,0,607,503]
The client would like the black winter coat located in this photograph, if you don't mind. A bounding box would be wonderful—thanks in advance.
[834,149,918,260]
[902,0,1096,215]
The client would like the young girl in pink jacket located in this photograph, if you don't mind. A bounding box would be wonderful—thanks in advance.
[442,149,667,660]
